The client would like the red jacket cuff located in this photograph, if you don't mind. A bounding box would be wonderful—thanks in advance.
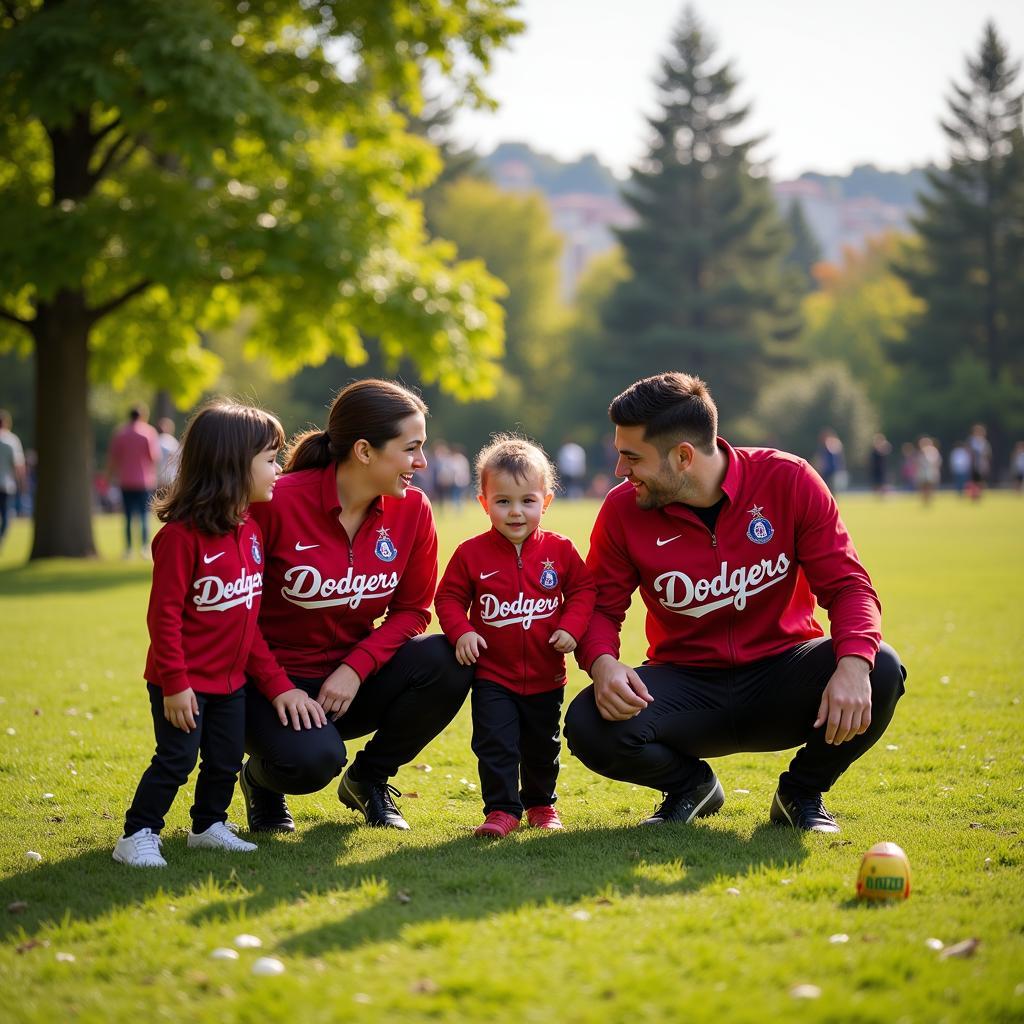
[156,673,191,696]
[833,639,878,668]
[343,648,378,683]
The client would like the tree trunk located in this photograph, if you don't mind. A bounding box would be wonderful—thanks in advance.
[30,290,97,559]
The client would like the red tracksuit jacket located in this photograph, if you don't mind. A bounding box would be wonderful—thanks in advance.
[436,527,597,694]
[576,439,882,673]
[250,465,437,681]
[144,518,292,699]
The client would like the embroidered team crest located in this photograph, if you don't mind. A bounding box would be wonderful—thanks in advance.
[251,534,262,565]
[746,504,774,545]
[374,527,398,562]
[539,558,559,590]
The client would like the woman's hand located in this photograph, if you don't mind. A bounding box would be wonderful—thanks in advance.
[272,689,328,731]
[163,688,199,732]
[316,664,362,721]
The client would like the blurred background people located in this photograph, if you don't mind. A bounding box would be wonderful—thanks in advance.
[557,438,587,498]
[949,440,971,496]
[107,403,160,558]
[966,423,992,500]
[156,417,180,491]
[869,433,891,495]
[915,436,942,505]
[815,428,847,494]
[0,409,26,547]
[1011,442,1024,494]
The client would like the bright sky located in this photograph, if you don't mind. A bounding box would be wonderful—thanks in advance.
[452,0,1024,181]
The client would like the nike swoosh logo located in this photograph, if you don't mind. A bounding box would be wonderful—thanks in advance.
[656,535,681,547]
[479,570,500,579]
[203,552,225,564]
[295,542,319,551]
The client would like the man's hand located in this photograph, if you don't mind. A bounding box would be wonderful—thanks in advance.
[548,629,577,654]
[591,655,653,721]
[455,631,488,666]
[316,664,362,722]
[163,688,199,732]
[272,689,328,731]
[815,655,872,744]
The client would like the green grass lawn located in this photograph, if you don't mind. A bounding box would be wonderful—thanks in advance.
[1,494,1022,1023]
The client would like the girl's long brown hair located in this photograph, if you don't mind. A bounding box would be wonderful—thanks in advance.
[153,400,285,536]
[285,379,427,473]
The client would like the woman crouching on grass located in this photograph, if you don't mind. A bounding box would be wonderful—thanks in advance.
[239,379,473,832]
[113,401,325,868]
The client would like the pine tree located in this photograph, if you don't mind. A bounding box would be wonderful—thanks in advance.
[783,199,822,292]
[594,7,802,423]
[896,22,1024,462]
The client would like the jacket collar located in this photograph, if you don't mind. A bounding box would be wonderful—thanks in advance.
[319,462,384,517]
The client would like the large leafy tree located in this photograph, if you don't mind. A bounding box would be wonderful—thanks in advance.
[594,7,802,426]
[426,177,565,443]
[896,21,1024,467]
[0,0,521,558]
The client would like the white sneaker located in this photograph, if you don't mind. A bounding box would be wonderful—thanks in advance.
[187,820,257,852]
[113,828,167,867]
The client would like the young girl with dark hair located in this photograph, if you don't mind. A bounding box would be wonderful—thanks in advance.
[241,379,474,832]
[435,435,596,837]
[113,401,326,868]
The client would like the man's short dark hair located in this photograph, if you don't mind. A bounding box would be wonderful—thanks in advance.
[609,372,718,454]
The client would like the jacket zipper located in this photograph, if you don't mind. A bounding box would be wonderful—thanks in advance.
[516,547,527,695]
[227,527,249,691]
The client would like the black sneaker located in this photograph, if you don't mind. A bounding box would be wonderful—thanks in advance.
[337,768,410,830]
[770,787,840,833]
[238,760,295,833]
[640,773,725,825]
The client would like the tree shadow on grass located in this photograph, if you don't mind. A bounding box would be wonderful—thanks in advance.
[0,564,149,597]
[0,819,810,954]
[201,819,812,957]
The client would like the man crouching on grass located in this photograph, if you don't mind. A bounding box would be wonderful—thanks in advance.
[564,372,906,832]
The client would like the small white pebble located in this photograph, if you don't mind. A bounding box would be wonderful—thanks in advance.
[885,744,899,751]
[780,878,793,885]
[210,948,239,960]
[466,783,477,791]
[353,993,372,1004]
[925,938,944,951]
[234,934,262,949]
[829,933,849,944]
[251,957,285,976]
[6,728,15,736]
[459,778,470,785]
[726,887,741,896]
[571,909,592,921]
[42,793,54,799]
[55,952,75,962]
[940,675,950,684]
[733,788,750,794]
[25,851,42,862]
[791,984,821,999]
[1013,982,1024,997]
[70,770,77,776]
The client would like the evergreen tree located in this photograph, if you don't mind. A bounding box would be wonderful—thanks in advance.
[594,7,802,424]
[783,199,821,291]
[896,22,1024,465]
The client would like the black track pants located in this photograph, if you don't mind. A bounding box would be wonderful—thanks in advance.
[244,634,472,792]
[471,679,563,816]
[563,639,906,796]
[124,684,246,836]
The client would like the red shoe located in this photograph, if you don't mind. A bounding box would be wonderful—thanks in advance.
[525,805,564,830]
[473,811,521,838]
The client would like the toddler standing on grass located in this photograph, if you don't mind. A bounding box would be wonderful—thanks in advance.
[436,435,596,837]
[113,400,326,867]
